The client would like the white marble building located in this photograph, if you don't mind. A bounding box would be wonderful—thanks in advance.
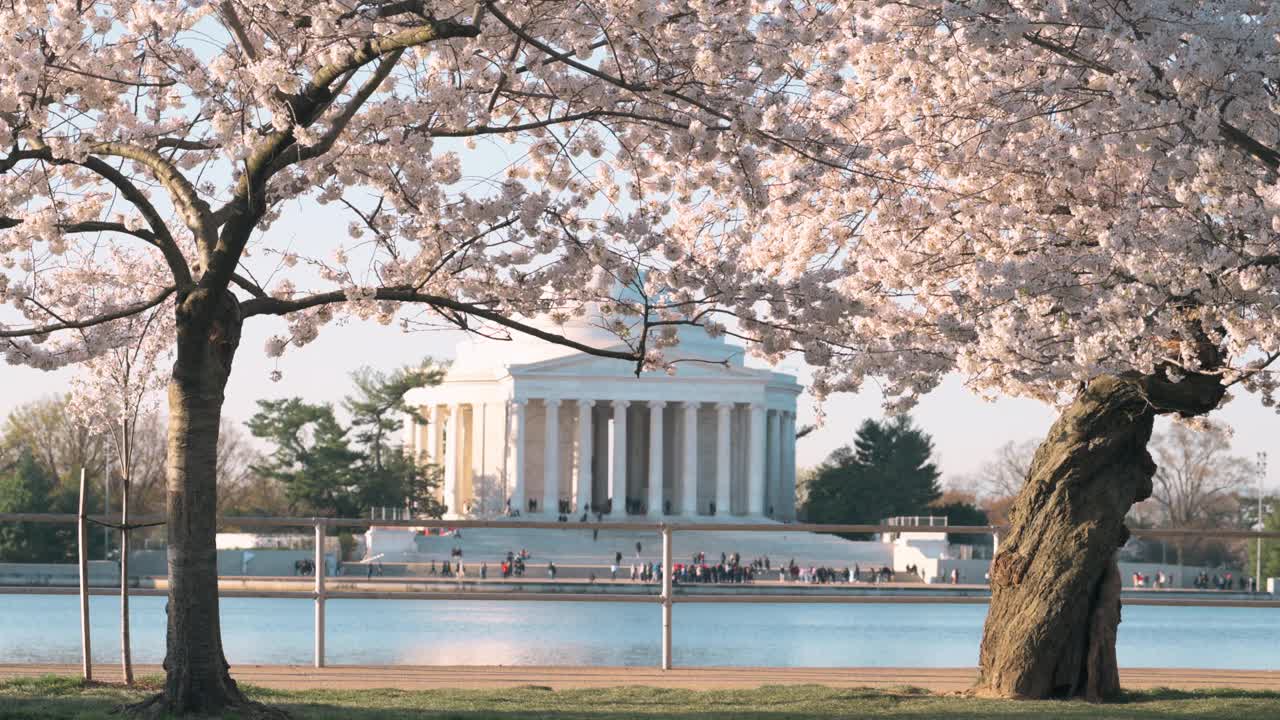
[403,313,801,521]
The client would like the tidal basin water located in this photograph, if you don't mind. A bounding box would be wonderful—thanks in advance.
[1,594,1277,668]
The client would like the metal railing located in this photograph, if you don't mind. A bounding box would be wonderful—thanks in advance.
[2,512,1278,673]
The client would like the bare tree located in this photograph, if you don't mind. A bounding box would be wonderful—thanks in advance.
[978,439,1039,500]
[1150,424,1251,528]
[1149,424,1252,567]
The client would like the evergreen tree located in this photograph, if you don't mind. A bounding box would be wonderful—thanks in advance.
[246,399,363,517]
[343,359,447,518]
[343,360,445,472]
[0,450,61,561]
[801,416,942,535]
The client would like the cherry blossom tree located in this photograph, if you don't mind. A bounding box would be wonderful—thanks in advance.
[0,1,868,714]
[67,304,171,687]
[748,1,1280,701]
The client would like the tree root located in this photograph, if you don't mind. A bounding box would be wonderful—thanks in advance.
[117,692,292,719]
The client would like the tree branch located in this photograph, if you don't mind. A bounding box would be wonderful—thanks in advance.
[0,286,176,338]
[1,147,193,287]
[206,18,480,310]
[265,49,405,175]
[240,287,642,362]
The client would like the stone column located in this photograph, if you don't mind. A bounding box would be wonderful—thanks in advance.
[429,405,444,464]
[768,410,783,518]
[748,403,766,516]
[576,400,594,514]
[419,405,435,464]
[681,401,699,516]
[715,402,732,517]
[648,402,666,516]
[543,398,562,516]
[609,400,629,517]
[783,410,797,521]
[511,400,526,515]
[444,403,463,518]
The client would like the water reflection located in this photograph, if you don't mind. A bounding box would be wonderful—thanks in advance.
[0,595,1276,670]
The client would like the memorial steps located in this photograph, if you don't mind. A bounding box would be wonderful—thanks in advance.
[364,524,895,570]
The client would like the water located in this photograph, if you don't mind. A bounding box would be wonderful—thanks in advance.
[0,594,1276,669]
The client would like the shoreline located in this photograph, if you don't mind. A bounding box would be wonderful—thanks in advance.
[1,664,1278,693]
[0,579,1276,607]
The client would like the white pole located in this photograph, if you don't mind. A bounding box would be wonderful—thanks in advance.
[661,524,673,670]
[77,467,92,681]
[315,520,326,668]
[103,466,110,560]
[120,419,133,684]
[1258,452,1267,592]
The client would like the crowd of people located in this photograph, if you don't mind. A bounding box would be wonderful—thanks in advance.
[1191,571,1254,591]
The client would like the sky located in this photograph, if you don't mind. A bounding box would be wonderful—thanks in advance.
[2,310,1276,495]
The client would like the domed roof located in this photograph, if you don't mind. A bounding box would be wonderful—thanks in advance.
[447,278,742,380]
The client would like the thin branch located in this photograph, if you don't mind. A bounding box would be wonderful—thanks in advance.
[0,286,176,339]
[45,61,176,88]
[240,287,642,362]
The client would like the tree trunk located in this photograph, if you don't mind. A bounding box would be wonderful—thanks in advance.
[128,291,283,718]
[977,373,1223,700]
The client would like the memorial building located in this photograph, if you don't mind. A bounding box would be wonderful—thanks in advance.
[402,302,801,521]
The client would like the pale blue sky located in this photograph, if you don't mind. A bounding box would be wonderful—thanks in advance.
[2,310,1276,492]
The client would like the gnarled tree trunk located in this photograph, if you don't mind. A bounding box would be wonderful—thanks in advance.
[130,291,282,718]
[977,373,1223,700]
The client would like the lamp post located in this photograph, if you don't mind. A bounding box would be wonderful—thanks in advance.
[1257,451,1268,593]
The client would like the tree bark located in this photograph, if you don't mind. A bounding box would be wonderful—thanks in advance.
[129,291,283,718]
[977,373,1224,700]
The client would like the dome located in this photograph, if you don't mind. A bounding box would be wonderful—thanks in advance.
[447,278,741,379]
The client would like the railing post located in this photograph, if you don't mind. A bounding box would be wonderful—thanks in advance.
[314,519,325,668]
[660,523,672,671]
[77,468,92,682]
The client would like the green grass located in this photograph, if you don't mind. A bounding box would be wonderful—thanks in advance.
[2,675,1280,719]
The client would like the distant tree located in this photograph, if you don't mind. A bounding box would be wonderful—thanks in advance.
[0,450,60,561]
[344,360,446,472]
[0,396,106,489]
[0,449,103,562]
[362,450,447,520]
[246,399,363,517]
[979,439,1039,500]
[1148,425,1252,567]
[1150,425,1251,529]
[801,416,941,535]
[1248,504,1280,582]
[931,490,991,547]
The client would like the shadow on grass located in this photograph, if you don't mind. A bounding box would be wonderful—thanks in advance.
[1117,687,1280,703]
[4,678,1280,720]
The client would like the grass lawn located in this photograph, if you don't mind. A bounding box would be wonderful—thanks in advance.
[2,675,1280,719]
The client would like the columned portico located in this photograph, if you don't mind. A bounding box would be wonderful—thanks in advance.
[402,299,801,522]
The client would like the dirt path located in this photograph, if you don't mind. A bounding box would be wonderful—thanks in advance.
[2,664,1276,693]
